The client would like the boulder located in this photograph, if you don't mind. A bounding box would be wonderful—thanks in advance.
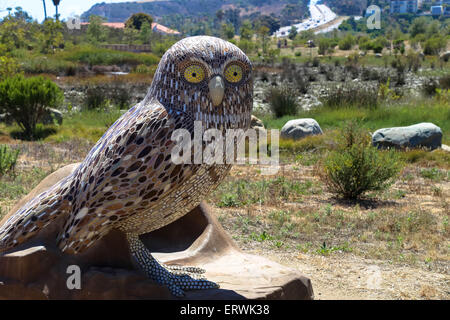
[440,51,450,62]
[441,144,450,152]
[0,112,14,125]
[281,118,323,140]
[251,115,264,129]
[372,123,442,150]
[0,164,313,300]
[41,108,63,125]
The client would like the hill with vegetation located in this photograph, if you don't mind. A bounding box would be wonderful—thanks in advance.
[81,0,309,26]
[322,0,369,16]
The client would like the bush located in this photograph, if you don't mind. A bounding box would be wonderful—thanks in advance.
[318,123,402,199]
[321,83,379,109]
[84,86,109,110]
[439,75,450,90]
[0,75,63,139]
[265,83,299,118]
[0,144,19,178]
[338,34,355,51]
[422,78,439,97]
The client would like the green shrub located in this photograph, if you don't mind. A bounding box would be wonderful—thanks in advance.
[0,144,20,178]
[84,86,109,110]
[318,123,402,199]
[321,83,379,109]
[0,56,20,79]
[338,34,355,51]
[439,75,450,90]
[265,83,299,118]
[0,75,64,139]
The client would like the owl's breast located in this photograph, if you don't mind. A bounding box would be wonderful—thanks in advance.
[117,163,232,234]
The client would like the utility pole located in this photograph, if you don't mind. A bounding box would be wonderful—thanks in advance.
[52,0,60,20]
[42,0,47,20]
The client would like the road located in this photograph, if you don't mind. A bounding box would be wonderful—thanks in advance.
[274,0,338,37]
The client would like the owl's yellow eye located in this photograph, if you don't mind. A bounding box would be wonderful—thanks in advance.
[183,64,205,83]
[224,63,243,83]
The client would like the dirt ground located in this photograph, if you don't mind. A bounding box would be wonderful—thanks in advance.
[212,164,449,300]
[248,249,449,300]
[1,142,449,300]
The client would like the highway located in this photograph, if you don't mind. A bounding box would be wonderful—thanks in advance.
[274,0,337,37]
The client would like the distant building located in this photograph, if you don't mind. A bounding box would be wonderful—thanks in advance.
[431,5,443,14]
[437,0,450,14]
[390,0,419,14]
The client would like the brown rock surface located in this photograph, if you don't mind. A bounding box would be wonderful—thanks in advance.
[0,164,313,300]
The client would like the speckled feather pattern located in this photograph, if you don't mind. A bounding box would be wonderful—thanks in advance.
[0,37,252,295]
[0,36,253,257]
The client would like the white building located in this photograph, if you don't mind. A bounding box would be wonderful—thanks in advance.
[390,0,419,14]
[431,5,443,14]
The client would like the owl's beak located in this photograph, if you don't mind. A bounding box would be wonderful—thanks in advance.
[208,75,225,107]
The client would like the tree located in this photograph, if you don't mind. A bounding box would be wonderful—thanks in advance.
[0,75,63,140]
[52,0,61,20]
[0,11,26,51]
[288,26,297,40]
[123,27,140,45]
[255,15,280,34]
[221,23,235,40]
[215,9,224,22]
[409,17,427,38]
[40,18,64,53]
[257,25,270,53]
[239,20,253,41]
[125,13,153,31]
[423,36,447,56]
[139,20,152,44]
[87,15,107,44]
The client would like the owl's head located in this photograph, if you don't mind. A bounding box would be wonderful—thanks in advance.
[147,36,253,130]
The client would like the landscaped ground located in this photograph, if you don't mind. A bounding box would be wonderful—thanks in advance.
[1,140,448,300]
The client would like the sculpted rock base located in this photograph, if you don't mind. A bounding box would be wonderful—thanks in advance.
[0,164,313,300]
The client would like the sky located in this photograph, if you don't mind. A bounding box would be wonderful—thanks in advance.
[0,0,134,22]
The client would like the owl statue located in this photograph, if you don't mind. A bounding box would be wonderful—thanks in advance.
[0,36,253,296]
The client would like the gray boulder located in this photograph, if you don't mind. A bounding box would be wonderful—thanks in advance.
[281,118,323,140]
[41,108,63,125]
[251,115,264,129]
[372,123,442,150]
[440,51,450,62]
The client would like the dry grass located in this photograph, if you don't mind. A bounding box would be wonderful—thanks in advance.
[210,163,449,274]
[0,139,448,299]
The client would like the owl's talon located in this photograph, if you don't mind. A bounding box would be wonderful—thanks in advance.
[164,265,206,274]
[127,233,219,297]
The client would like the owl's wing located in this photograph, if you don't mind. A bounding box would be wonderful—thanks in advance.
[57,100,199,254]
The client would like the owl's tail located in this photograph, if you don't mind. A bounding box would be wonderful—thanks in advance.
[0,179,72,253]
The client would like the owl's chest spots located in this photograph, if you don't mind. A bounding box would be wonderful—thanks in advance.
[117,163,231,234]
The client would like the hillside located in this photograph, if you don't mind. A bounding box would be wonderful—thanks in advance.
[81,0,307,23]
[322,0,368,16]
